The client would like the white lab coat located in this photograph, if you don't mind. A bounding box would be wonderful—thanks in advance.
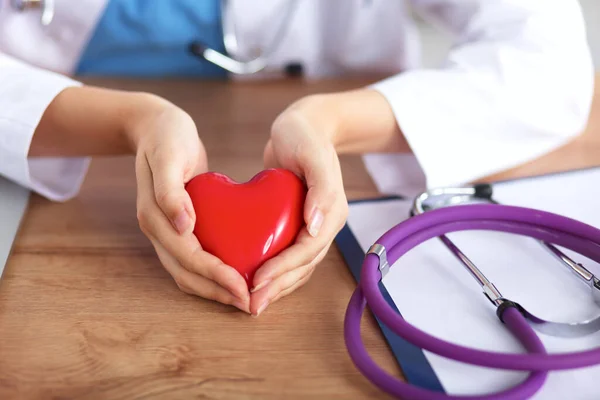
[0,0,594,201]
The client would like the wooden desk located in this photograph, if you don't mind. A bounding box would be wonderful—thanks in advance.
[1,77,599,399]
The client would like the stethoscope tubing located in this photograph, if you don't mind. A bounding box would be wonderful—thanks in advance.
[345,203,600,398]
[345,289,548,400]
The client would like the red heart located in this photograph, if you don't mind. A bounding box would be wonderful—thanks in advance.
[185,168,307,289]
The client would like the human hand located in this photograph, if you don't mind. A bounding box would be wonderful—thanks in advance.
[128,97,250,313]
[250,95,349,316]
[31,86,400,318]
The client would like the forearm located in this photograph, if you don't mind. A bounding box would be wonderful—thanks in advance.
[29,85,173,157]
[293,89,411,154]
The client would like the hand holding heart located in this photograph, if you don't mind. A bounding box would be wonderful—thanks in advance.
[249,99,348,316]
[185,169,307,291]
[132,94,347,317]
[186,97,348,316]
[132,104,251,314]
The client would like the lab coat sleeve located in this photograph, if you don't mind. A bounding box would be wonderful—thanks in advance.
[0,52,90,202]
[364,0,595,194]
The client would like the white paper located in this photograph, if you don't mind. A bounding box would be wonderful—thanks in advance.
[346,168,600,399]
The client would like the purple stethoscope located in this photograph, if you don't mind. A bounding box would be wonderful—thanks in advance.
[344,184,600,400]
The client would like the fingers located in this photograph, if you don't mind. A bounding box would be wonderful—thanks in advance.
[269,108,348,238]
[250,244,328,316]
[304,158,349,241]
[258,108,350,314]
[280,118,341,238]
[153,240,250,313]
[250,264,313,316]
[252,185,347,289]
[145,146,200,235]
[269,269,314,306]
[136,154,249,302]
[253,146,348,292]
[252,230,325,288]
[185,246,250,301]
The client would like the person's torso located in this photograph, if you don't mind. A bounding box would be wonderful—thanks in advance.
[0,0,420,79]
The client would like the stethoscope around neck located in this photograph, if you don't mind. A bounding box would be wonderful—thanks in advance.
[345,184,600,399]
[7,0,302,76]
[188,0,302,76]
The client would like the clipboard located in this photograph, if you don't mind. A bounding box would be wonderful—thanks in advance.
[334,166,600,398]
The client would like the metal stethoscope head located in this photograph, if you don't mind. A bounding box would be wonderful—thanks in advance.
[189,0,301,75]
[9,0,54,26]
[349,193,600,399]
[411,184,600,338]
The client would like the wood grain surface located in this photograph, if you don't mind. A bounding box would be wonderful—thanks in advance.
[1,76,599,399]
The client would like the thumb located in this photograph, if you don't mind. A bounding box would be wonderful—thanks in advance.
[151,159,197,235]
[301,149,338,238]
[263,140,280,169]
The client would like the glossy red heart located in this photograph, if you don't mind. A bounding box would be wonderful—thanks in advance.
[185,168,307,289]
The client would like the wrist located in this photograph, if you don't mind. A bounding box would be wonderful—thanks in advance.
[325,88,409,154]
[281,93,343,147]
[280,89,405,154]
[123,93,183,152]
[31,86,172,157]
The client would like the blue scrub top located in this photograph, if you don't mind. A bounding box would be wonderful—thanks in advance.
[76,0,227,78]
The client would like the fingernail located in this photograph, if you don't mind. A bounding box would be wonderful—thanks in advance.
[173,210,190,234]
[251,280,270,293]
[308,208,324,237]
[253,301,268,317]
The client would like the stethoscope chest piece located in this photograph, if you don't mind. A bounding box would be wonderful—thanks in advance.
[412,184,600,338]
